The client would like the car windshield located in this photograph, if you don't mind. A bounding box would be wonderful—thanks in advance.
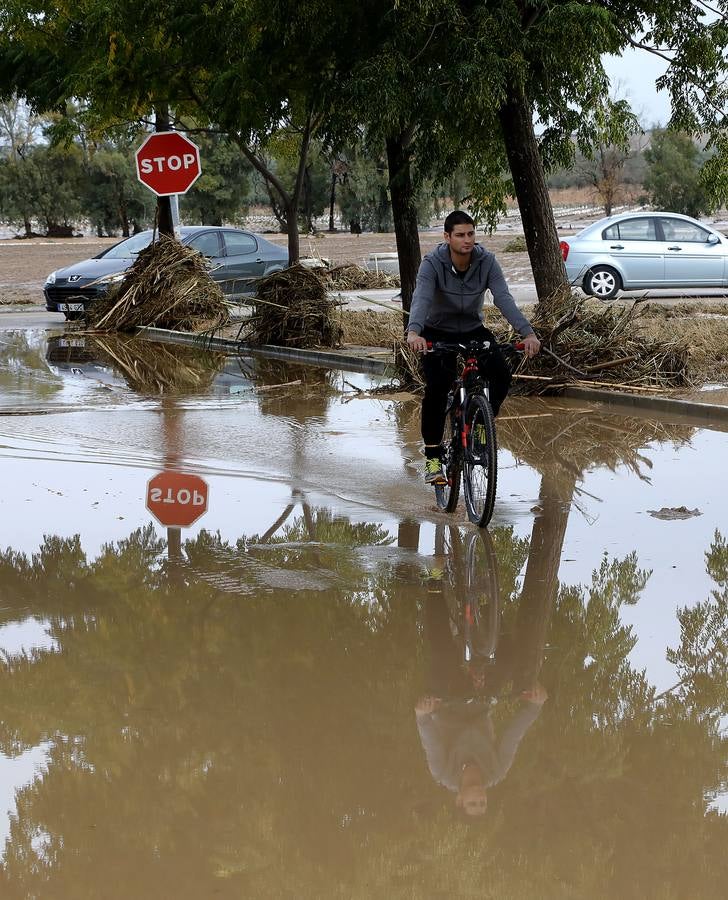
[101,232,154,259]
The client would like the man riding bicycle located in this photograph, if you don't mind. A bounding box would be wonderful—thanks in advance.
[406,211,540,485]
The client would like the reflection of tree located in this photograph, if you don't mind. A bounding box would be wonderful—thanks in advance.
[252,358,340,560]
[0,517,416,895]
[665,530,728,714]
[497,401,692,696]
[1,522,728,895]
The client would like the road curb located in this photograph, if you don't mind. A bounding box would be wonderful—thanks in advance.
[561,385,728,426]
[135,326,392,375]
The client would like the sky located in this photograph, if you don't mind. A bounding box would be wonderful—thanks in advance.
[603,47,672,128]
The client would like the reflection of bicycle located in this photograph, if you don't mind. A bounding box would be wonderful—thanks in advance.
[428,340,522,528]
[433,526,501,690]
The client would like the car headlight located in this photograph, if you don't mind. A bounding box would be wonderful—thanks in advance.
[45,271,57,285]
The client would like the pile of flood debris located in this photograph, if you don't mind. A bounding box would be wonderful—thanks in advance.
[87,235,229,333]
[238,263,343,348]
[517,292,691,393]
[362,291,693,395]
[322,264,399,291]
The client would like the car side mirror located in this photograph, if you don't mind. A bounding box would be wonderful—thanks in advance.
[707,233,721,244]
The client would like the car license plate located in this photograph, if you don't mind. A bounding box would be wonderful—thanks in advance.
[58,303,84,312]
[58,338,86,348]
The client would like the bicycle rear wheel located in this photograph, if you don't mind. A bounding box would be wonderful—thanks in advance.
[434,408,461,512]
[462,394,497,527]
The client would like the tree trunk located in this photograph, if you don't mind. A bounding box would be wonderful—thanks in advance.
[386,131,421,319]
[303,163,314,233]
[328,171,337,232]
[286,201,300,262]
[499,84,567,306]
[120,201,130,238]
[513,469,576,689]
[232,109,314,264]
[264,180,288,233]
[155,107,175,238]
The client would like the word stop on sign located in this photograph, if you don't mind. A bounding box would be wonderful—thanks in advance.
[148,486,206,505]
[139,153,198,174]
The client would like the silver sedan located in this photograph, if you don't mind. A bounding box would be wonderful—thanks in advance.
[560,212,728,300]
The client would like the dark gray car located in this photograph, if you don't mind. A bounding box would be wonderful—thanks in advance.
[44,226,289,318]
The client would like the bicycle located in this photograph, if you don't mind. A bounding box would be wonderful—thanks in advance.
[428,339,522,528]
[431,525,502,695]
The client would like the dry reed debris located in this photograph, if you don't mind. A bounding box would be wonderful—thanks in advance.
[322,264,400,291]
[91,334,225,395]
[88,234,229,333]
[240,263,343,348]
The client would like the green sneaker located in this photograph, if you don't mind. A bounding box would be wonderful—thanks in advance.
[425,457,447,485]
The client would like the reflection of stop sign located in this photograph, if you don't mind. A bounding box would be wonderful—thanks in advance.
[146,472,208,527]
[135,132,201,196]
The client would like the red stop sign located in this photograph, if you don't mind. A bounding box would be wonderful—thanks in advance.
[146,472,209,527]
[135,132,201,196]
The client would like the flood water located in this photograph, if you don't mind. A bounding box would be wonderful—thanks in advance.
[1,329,727,897]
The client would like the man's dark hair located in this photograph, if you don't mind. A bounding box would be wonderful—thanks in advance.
[444,210,475,234]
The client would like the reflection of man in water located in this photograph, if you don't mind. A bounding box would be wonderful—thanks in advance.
[415,580,547,816]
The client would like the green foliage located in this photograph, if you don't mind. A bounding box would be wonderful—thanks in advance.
[82,142,151,236]
[181,132,252,227]
[0,142,84,234]
[266,140,331,231]
[337,145,393,232]
[644,129,714,217]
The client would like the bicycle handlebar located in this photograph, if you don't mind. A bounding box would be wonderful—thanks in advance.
[425,339,525,354]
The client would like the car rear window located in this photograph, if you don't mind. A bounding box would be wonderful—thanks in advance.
[658,217,710,243]
[224,232,257,256]
[603,219,656,241]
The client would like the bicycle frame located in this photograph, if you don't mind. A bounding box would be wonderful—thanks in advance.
[428,339,503,527]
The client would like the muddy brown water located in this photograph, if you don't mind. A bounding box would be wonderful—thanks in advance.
[1,329,727,897]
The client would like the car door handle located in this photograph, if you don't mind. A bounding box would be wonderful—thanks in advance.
[609,244,624,249]
[667,246,682,251]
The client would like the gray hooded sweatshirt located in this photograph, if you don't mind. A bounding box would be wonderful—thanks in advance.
[416,699,542,792]
[407,243,534,338]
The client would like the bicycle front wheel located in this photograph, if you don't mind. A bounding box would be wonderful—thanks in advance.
[463,394,497,527]
[463,530,501,659]
[434,408,461,513]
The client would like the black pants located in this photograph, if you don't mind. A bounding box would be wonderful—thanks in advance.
[421,326,512,448]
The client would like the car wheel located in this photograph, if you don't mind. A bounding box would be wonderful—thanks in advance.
[583,266,621,301]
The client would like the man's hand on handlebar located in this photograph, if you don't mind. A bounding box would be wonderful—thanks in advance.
[406,331,428,353]
[520,334,541,358]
